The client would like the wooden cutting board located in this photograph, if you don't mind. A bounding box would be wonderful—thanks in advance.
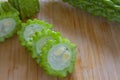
[0,0,120,80]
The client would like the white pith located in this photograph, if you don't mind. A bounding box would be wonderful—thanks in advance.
[0,18,16,37]
[48,44,71,70]
[32,37,52,60]
[24,24,43,41]
[36,37,52,55]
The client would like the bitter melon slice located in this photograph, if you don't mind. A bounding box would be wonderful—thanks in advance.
[17,19,53,46]
[0,2,21,42]
[40,37,77,77]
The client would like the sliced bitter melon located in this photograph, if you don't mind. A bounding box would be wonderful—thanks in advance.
[40,37,77,77]
[27,29,61,63]
[0,2,21,42]
[8,0,40,19]
[17,19,53,46]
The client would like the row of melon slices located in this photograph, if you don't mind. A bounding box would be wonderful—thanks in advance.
[0,2,77,77]
[18,19,77,77]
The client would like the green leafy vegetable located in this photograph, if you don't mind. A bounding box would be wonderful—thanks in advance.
[63,0,120,22]
[0,2,21,42]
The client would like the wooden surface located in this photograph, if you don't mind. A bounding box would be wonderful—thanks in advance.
[0,0,120,80]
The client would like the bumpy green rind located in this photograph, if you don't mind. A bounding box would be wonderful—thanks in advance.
[1,2,19,14]
[63,0,120,22]
[17,19,53,47]
[27,29,61,62]
[8,0,40,19]
[40,37,77,77]
[0,2,21,42]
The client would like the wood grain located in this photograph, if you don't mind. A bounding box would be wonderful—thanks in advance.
[0,0,120,80]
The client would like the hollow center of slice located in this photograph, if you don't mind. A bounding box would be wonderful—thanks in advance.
[24,24,43,41]
[48,44,71,70]
[0,18,16,37]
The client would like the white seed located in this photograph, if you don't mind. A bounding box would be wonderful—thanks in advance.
[62,50,71,62]
[54,46,66,56]
[4,21,11,27]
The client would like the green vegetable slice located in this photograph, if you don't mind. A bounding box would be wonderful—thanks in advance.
[40,37,77,77]
[0,2,21,42]
[18,19,53,46]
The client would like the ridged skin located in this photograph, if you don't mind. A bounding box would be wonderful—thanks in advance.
[63,0,120,22]
[40,37,77,77]
[8,0,40,19]
[17,19,53,47]
[0,2,21,42]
